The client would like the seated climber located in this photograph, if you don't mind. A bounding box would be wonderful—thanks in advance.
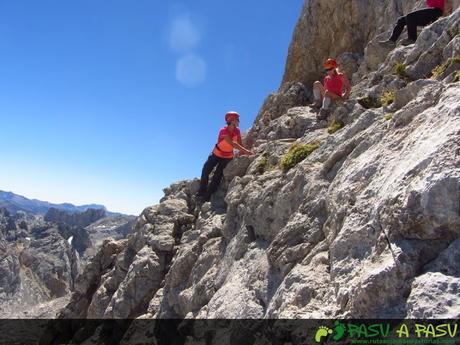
[312,58,351,120]
[379,0,445,47]
[197,111,253,202]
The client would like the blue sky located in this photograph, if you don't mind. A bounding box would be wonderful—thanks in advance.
[0,0,302,215]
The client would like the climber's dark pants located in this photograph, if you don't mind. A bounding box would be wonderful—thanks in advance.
[389,7,443,42]
[198,154,232,198]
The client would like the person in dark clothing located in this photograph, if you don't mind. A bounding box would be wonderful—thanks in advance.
[379,0,444,46]
[197,111,253,202]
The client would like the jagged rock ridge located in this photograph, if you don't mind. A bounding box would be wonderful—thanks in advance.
[55,2,460,341]
[0,208,79,318]
[0,206,135,318]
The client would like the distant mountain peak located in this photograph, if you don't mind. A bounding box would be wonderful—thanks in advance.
[0,190,118,216]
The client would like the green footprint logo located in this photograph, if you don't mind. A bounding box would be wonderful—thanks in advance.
[333,321,346,341]
[315,326,333,343]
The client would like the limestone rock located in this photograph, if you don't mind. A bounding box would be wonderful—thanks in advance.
[393,79,438,110]
[406,273,460,318]
[48,3,460,343]
[0,244,20,296]
[356,7,460,82]
[424,238,460,277]
[103,246,164,318]
[282,0,420,87]
[406,10,460,79]
[84,215,136,249]
[0,209,82,319]
[44,208,106,228]
[247,82,309,146]
[223,156,253,180]
[337,52,363,80]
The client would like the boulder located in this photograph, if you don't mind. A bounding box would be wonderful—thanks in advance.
[406,272,460,318]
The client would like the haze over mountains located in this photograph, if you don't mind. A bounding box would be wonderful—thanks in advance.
[0,190,127,216]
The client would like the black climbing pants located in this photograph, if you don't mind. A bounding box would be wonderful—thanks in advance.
[198,154,232,198]
[389,7,443,41]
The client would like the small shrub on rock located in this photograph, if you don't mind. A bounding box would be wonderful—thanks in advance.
[357,95,382,109]
[327,119,343,134]
[279,141,320,172]
[384,113,394,121]
[454,70,460,83]
[394,62,411,83]
[380,90,395,106]
[255,154,269,174]
[431,56,460,79]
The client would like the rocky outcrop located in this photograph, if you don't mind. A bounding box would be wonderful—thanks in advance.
[249,1,443,146]
[44,207,135,257]
[0,202,136,318]
[44,208,106,228]
[53,4,460,342]
[353,3,460,86]
[84,215,136,248]
[57,182,198,319]
[21,225,79,297]
[246,82,310,147]
[0,210,21,296]
[282,0,422,87]
[0,201,135,322]
[42,208,101,256]
[0,209,80,318]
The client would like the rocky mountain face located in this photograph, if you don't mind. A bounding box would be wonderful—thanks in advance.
[0,208,79,318]
[0,206,135,318]
[44,208,106,256]
[54,0,459,338]
[85,215,136,248]
[44,207,106,228]
[280,0,458,87]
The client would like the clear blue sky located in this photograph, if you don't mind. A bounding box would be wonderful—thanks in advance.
[0,0,303,215]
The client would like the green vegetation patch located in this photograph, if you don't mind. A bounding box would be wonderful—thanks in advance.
[380,90,395,106]
[431,56,460,79]
[255,154,269,174]
[454,70,460,83]
[357,95,382,109]
[327,120,343,134]
[279,141,321,172]
[394,62,411,82]
[384,113,394,121]
[448,26,459,37]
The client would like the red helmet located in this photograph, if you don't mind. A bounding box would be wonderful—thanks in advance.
[324,58,338,69]
[225,111,240,123]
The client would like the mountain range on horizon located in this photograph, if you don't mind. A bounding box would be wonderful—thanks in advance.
[0,190,129,216]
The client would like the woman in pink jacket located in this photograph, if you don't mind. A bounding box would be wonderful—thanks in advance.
[380,0,444,46]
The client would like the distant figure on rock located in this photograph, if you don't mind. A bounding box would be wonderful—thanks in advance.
[379,0,445,47]
[312,58,351,120]
[197,111,253,202]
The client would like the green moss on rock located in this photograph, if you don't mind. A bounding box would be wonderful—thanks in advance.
[279,142,320,172]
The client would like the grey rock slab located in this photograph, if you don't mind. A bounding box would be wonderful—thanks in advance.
[406,272,460,318]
